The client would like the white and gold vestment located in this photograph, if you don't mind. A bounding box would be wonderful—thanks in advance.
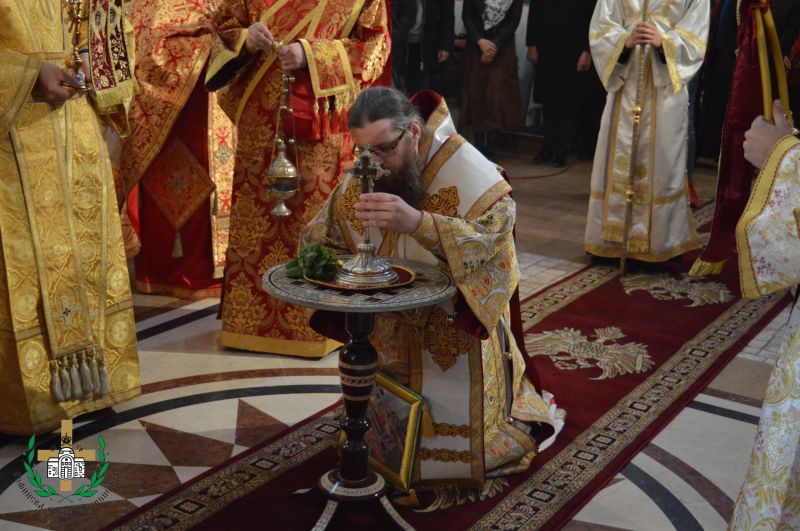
[731,135,800,530]
[585,0,709,261]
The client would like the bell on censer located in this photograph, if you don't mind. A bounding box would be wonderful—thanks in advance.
[266,45,300,217]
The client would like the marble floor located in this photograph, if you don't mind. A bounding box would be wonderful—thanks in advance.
[0,152,783,531]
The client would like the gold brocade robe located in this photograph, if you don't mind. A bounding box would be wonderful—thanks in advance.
[0,1,140,434]
[585,0,709,261]
[730,136,800,530]
[207,0,390,357]
[301,99,564,486]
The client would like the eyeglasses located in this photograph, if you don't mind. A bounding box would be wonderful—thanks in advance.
[352,128,407,158]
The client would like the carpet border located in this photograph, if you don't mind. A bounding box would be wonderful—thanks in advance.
[104,400,342,530]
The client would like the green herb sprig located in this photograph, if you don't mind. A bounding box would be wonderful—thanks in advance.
[286,243,339,280]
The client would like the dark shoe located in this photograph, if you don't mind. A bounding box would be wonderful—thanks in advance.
[551,151,567,167]
[533,149,554,164]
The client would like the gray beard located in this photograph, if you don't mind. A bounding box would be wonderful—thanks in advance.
[374,149,425,208]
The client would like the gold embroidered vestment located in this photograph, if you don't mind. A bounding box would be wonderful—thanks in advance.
[0,0,140,434]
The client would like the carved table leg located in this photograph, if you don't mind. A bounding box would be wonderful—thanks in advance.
[318,312,385,500]
[315,312,415,530]
[338,312,377,483]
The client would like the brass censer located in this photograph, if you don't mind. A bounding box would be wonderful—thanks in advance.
[266,41,300,217]
[334,150,399,287]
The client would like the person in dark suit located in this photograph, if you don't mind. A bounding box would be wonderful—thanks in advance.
[391,0,455,95]
[526,0,596,167]
[391,0,418,93]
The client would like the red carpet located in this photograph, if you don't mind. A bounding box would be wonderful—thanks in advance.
[109,253,789,530]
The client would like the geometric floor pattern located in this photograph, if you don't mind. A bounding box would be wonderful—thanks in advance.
[0,157,781,530]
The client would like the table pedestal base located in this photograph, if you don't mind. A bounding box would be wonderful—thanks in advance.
[312,469,415,531]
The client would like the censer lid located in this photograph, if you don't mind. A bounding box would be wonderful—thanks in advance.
[268,138,298,179]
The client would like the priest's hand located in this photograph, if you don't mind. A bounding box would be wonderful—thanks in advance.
[577,51,591,71]
[246,22,274,53]
[354,193,424,234]
[629,22,662,48]
[279,43,308,71]
[744,100,794,169]
[34,62,80,102]
[527,46,539,65]
[437,50,450,63]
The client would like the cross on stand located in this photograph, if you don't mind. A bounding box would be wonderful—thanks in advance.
[335,149,399,286]
[346,149,389,247]
[52,296,81,328]
[348,149,389,201]
[36,420,96,492]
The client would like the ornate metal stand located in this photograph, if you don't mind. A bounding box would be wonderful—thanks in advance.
[263,258,456,531]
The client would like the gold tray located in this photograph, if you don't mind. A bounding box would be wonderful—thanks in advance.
[304,265,416,291]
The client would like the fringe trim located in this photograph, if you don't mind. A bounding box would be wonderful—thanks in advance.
[688,258,726,277]
[49,361,64,403]
[172,231,184,258]
[49,347,112,403]
[309,93,355,141]
[321,98,331,138]
[59,361,72,400]
[98,356,111,396]
[69,354,83,399]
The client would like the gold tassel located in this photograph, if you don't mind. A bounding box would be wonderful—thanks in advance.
[688,258,726,277]
[172,231,183,259]
[50,361,64,403]
[58,360,72,400]
[69,354,83,399]
[79,351,93,397]
[421,405,435,437]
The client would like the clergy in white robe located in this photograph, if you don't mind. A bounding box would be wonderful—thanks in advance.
[730,103,800,530]
[585,0,709,261]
